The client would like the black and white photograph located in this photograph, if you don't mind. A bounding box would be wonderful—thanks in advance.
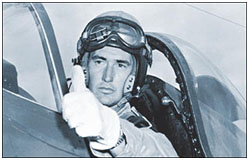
[3,2,246,157]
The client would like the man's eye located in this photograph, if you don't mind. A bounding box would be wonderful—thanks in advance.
[118,63,127,68]
[95,60,103,65]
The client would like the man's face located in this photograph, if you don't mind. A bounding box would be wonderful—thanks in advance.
[87,46,134,107]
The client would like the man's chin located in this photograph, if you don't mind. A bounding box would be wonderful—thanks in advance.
[98,97,120,107]
[101,101,117,107]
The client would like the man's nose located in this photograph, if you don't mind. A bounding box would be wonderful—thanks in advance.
[102,64,114,82]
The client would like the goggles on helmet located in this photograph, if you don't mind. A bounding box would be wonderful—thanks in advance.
[77,16,151,64]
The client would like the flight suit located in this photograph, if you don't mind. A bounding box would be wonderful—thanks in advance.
[90,102,178,157]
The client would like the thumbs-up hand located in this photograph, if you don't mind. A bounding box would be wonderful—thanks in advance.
[62,65,121,150]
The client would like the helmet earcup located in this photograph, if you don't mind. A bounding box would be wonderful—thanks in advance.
[124,74,135,93]
[132,49,150,95]
[83,67,89,88]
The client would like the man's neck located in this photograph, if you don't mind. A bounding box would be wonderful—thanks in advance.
[110,94,132,115]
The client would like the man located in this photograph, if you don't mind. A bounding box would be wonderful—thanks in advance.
[62,11,178,157]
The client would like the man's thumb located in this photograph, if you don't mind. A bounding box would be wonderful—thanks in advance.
[72,65,88,92]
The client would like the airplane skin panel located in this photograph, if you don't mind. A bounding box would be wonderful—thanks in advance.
[3,89,90,157]
[3,116,77,157]
[198,101,246,157]
[196,76,246,157]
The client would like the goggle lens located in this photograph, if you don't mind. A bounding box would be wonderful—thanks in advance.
[88,21,143,46]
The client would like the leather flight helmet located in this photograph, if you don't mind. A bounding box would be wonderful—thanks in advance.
[76,11,152,95]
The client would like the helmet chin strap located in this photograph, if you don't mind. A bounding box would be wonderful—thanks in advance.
[111,92,133,113]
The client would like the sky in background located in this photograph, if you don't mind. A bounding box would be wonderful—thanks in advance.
[3,3,246,111]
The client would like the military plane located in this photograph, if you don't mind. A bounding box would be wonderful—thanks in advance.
[3,3,246,157]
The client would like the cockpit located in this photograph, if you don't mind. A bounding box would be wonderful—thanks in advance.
[3,3,246,157]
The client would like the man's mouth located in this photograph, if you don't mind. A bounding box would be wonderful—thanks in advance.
[98,87,115,94]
